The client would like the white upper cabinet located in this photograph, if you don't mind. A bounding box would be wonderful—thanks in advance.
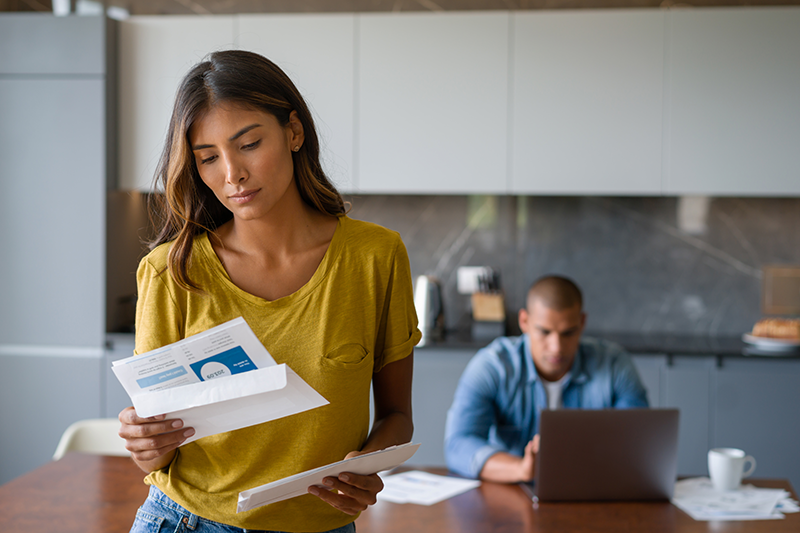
[666,8,800,196]
[357,12,510,194]
[511,10,666,195]
[0,14,105,75]
[0,14,107,348]
[238,15,356,193]
[118,16,236,191]
[116,9,800,196]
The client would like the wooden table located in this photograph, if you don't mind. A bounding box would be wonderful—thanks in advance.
[0,455,796,533]
[359,467,799,533]
[0,453,147,532]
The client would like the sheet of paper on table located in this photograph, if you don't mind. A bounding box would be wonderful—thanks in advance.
[672,477,799,521]
[112,317,328,444]
[237,443,421,513]
[377,470,481,505]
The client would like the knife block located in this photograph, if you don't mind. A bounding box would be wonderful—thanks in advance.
[471,292,505,322]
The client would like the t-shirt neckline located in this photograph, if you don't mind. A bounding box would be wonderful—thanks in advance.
[196,216,345,306]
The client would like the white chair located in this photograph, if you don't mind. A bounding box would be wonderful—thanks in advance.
[52,418,130,460]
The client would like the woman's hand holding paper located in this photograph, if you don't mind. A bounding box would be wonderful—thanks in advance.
[307,450,385,516]
[118,406,195,473]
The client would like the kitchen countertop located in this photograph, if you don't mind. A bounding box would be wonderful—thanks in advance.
[107,330,799,359]
[417,329,800,358]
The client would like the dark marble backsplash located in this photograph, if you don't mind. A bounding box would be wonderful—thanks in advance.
[345,195,800,338]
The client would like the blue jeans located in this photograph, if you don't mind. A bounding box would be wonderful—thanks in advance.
[130,486,357,533]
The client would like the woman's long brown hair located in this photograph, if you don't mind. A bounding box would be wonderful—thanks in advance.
[148,50,347,291]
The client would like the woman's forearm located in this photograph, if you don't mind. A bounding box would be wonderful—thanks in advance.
[132,449,177,474]
[361,410,414,453]
[363,354,415,453]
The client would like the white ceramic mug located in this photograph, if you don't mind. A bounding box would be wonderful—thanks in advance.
[708,448,756,491]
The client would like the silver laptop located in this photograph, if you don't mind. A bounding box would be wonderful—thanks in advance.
[525,408,679,502]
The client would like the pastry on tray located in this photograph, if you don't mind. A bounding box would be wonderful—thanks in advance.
[751,317,800,339]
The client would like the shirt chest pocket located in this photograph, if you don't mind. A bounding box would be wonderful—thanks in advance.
[317,343,374,402]
[321,343,372,371]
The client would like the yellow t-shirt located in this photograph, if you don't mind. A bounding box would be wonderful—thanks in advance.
[134,216,421,532]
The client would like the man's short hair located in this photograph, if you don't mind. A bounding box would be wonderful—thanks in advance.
[527,275,583,311]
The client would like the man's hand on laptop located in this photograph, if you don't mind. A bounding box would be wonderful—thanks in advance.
[479,434,540,483]
[519,435,540,482]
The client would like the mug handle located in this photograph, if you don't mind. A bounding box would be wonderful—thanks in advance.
[742,455,757,478]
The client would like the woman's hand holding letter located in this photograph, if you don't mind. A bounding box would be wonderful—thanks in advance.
[118,406,195,473]
[307,450,385,516]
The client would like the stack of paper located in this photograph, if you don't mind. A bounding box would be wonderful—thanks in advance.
[377,470,481,505]
[672,477,800,521]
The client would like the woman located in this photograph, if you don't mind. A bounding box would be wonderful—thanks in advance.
[119,50,420,533]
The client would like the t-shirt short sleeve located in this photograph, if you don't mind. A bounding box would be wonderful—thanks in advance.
[133,245,184,355]
[373,235,421,372]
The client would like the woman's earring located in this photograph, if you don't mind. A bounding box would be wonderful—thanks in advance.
[292,146,300,152]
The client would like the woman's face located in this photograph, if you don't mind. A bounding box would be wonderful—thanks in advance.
[188,103,304,222]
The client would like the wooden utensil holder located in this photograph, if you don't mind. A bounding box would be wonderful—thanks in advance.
[471,292,505,322]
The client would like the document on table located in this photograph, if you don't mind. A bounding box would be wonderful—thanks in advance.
[112,317,328,444]
[377,470,481,505]
[237,443,421,513]
[672,477,800,521]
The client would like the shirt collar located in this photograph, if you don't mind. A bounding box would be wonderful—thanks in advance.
[571,343,590,384]
[521,334,538,384]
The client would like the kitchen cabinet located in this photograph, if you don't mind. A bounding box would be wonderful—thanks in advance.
[0,14,107,349]
[0,13,111,487]
[0,353,103,485]
[628,354,800,489]
[117,8,800,196]
[0,13,105,75]
[713,358,800,492]
[357,12,510,194]
[511,10,665,195]
[631,354,666,407]
[666,8,800,196]
[118,16,236,191]
[0,77,106,347]
[412,348,474,466]
[663,356,715,476]
[622,354,721,478]
[238,15,356,193]
[118,14,355,193]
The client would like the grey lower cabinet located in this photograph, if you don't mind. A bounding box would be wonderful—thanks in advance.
[713,358,800,492]
[411,348,474,466]
[0,353,103,485]
[662,356,716,477]
[630,354,715,477]
[631,355,665,408]
[632,354,800,491]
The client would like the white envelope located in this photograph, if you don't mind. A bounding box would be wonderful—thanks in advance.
[237,442,421,513]
[112,317,329,444]
[132,364,329,444]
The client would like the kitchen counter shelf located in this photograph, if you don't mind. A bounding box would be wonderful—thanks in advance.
[417,330,799,359]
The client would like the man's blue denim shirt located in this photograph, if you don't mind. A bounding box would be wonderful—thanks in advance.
[444,335,649,479]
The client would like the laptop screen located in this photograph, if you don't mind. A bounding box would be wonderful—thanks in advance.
[531,408,679,502]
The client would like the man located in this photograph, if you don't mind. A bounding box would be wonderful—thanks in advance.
[444,275,648,482]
